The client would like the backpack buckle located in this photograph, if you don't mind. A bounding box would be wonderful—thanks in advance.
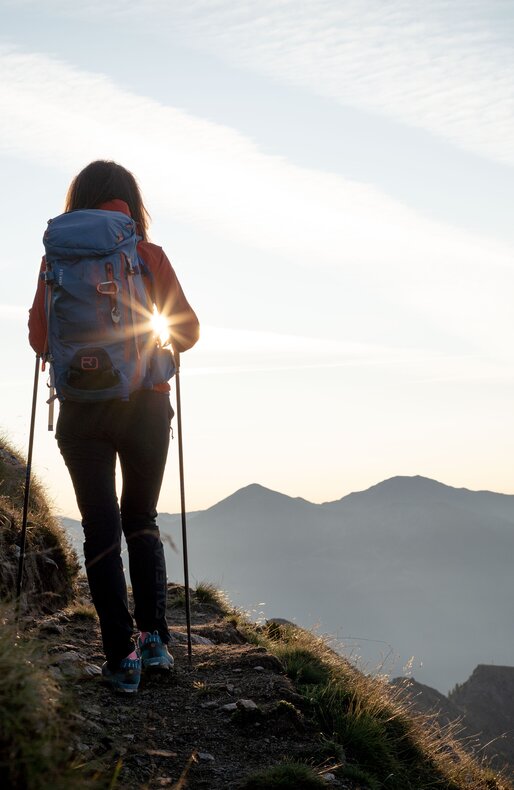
[97,281,119,295]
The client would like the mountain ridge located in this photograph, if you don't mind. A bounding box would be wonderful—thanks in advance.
[197,475,514,514]
[63,475,514,522]
[61,473,514,693]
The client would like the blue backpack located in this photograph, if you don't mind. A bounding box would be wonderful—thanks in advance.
[42,208,175,402]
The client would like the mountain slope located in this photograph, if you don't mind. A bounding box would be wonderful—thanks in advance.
[19,580,513,790]
[62,476,514,692]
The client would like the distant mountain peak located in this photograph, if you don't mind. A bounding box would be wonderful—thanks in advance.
[366,475,450,493]
[207,483,313,513]
[358,475,508,501]
[320,475,448,507]
[321,475,491,509]
[236,483,276,495]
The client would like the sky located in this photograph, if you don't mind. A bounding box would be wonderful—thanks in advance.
[2,0,514,519]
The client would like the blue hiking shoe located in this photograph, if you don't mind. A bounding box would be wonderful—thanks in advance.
[138,631,174,670]
[101,657,141,693]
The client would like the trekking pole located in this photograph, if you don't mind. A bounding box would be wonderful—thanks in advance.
[16,354,40,619]
[174,350,193,665]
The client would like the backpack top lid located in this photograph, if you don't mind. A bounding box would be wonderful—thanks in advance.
[43,209,138,260]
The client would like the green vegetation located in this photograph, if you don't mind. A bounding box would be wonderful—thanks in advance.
[239,761,328,789]
[0,436,510,790]
[66,602,97,620]
[227,616,511,789]
[168,589,186,608]
[194,580,230,608]
[0,436,83,786]
[273,644,330,686]
[0,434,79,613]
[0,609,77,789]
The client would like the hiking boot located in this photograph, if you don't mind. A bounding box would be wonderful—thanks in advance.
[138,631,174,670]
[101,656,141,693]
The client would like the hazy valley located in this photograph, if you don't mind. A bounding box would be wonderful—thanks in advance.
[62,474,514,694]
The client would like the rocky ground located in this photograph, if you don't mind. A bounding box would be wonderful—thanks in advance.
[28,578,344,789]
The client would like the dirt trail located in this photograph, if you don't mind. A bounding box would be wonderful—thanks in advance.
[31,579,326,789]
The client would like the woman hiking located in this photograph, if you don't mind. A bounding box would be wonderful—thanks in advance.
[28,160,200,692]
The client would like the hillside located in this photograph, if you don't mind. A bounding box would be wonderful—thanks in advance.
[63,475,514,692]
[3,445,514,788]
[10,577,513,790]
[0,437,78,612]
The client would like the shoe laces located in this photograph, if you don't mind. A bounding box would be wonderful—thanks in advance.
[120,657,141,669]
[142,630,162,646]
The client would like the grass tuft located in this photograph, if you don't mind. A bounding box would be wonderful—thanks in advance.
[169,591,186,608]
[275,645,330,686]
[239,761,328,789]
[0,608,75,788]
[194,581,230,610]
[66,602,97,620]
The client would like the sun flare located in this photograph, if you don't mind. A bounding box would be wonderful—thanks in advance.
[151,307,170,346]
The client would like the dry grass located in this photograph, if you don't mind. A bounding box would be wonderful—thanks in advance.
[0,433,509,790]
[194,580,231,609]
[220,612,512,790]
[239,761,328,789]
[0,607,79,789]
[0,434,79,613]
[65,602,98,620]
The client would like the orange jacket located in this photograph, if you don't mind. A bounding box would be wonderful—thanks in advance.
[28,199,200,358]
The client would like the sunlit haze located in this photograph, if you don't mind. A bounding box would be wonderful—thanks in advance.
[2,1,514,519]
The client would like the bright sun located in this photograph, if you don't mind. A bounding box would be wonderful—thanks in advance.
[151,307,169,346]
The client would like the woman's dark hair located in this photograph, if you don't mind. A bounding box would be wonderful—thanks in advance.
[64,160,150,240]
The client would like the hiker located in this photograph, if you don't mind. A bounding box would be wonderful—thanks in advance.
[28,160,199,692]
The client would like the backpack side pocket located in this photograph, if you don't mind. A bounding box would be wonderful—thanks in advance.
[146,347,176,387]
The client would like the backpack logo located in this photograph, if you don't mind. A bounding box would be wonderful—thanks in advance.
[81,356,99,370]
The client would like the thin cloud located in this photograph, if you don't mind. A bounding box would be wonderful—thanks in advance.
[186,326,505,384]
[1,48,514,361]
[1,46,511,280]
[168,0,514,168]
[13,1,514,167]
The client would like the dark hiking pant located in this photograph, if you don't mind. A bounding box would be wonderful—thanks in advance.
[56,390,174,669]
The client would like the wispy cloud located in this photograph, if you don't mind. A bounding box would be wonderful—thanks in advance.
[1,47,514,363]
[183,0,514,165]
[11,1,514,167]
[186,326,508,384]
[168,0,514,168]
